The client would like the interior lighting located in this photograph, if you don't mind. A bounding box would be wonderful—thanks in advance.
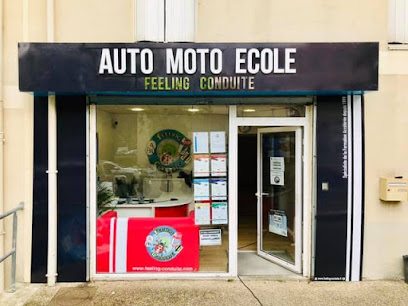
[243,109,256,112]
[129,107,145,112]
[188,107,200,112]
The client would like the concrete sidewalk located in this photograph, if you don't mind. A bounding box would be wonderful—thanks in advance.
[0,279,407,306]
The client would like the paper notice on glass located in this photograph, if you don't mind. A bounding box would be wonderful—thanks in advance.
[211,154,227,176]
[193,179,210,200]
[193,132,209,154]
[210,131,226,153]
[211,202,228,225]
[195,202,211,225]
[270,171,284,186]
[269,210,287,237]
[211,179,227,200]
[270,157,285,171]
[194,155,210,177]
[200,229,222,246]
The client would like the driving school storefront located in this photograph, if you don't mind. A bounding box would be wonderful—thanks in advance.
[18,42,378,283]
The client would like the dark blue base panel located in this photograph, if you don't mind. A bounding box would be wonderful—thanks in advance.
[31,96,49,283]
[314,96,348,280]
[56,95,87,282]
[32,95,87,282]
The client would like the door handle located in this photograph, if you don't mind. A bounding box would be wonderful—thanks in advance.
[255,192,269,197]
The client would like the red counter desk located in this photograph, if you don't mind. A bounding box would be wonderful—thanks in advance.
[96,211,199,273]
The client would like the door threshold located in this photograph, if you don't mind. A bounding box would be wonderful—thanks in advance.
[238,275,308,281]
[238,252,301,277]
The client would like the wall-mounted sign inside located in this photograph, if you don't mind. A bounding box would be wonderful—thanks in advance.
[146,129,191,172]
[18,42,378,94]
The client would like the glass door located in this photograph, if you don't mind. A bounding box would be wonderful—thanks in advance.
[256,127,302,273]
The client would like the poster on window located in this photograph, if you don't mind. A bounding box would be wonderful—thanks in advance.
[211,179,227,200]
[269,210,288,237]
[193,132,209,154]
[200,229,222,246]
[193,179,210,201]
[210,131,226,153]
[193,155,210,177]
[211,202,228,225]
[211,154,227,176]
[270,157,285,171]
[194,202,211,225]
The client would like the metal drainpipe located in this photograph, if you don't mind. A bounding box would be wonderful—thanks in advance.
[46,95,57,286]
[0,0,5,293]
[46,0,57,287]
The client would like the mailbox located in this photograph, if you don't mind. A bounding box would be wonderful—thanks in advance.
[379,177,408,202]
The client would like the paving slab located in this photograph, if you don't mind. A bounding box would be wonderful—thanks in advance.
[243,279,408,306]
[0,279,407,306]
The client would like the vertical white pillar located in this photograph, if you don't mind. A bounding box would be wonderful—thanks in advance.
[47,95,57,286]
[351,95,363,281]
[228,106,238,277]
[46,0,56,286]
[89,104,97,280]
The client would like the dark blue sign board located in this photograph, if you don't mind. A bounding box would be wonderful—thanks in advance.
[19,42,378,95]
[315,96,350,281]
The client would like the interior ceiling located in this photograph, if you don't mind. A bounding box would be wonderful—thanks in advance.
[90,95,314,106]
[97,105,229,115]
[96,96,313,115]
[98,104,307,115]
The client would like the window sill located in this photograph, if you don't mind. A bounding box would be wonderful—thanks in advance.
[388,44,408,51]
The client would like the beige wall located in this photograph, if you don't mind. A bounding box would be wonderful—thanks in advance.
[1,0,407,288]
[363,74,408,280]
[2,0,35,290]
[55,0,134,42]
[196,0,388,48]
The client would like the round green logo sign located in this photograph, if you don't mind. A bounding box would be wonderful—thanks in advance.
[146,129,192,172]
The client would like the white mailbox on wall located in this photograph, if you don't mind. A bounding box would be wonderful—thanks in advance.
[379,177,408,202]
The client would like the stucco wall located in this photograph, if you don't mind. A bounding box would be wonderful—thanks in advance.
[2,0,35,289]
[55,0,134,42]
[196,0,388,47]
[363,74,408,279]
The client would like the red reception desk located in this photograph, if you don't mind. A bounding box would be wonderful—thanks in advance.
[97,211,199,273]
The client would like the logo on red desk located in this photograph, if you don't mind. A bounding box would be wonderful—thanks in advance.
[145,226,183,262]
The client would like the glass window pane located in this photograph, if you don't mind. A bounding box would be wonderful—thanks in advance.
[96,105,229,273]
[261,131,296,265]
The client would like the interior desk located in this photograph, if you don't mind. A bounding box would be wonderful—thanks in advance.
[110,196,193,218]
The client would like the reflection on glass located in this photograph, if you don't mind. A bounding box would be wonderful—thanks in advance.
[96,105,229,273]
[261,132,296,265]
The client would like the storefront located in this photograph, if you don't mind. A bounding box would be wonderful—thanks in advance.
[19,42,378,282]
